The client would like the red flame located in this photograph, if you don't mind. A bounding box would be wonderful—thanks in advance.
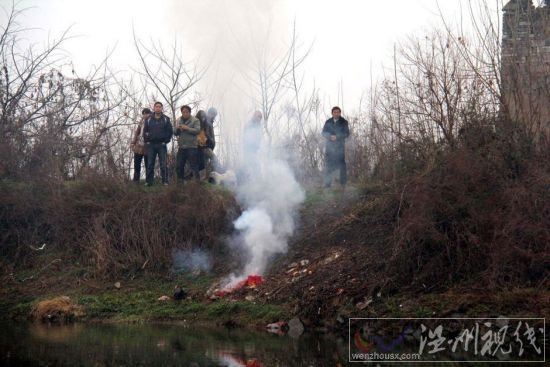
[219,351,263,367]
[246,275,263,288]
[214,275,264,297]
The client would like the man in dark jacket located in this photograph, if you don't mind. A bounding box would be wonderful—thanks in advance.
[143,101,173,186]
[322,106,349,188]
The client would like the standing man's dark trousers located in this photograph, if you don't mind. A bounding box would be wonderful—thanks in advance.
[146,143,168,185]
[323,149,347,187]
[133,153,148,182]
[176,148,199,181]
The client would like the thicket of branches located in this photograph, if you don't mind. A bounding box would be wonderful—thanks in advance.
[362,1,549,290]
[2,2,548,184]
[0,4,206,182]
[0,178,237,276]
[252,0,548,290]
[0,1,548,286]
[0,5,134,180]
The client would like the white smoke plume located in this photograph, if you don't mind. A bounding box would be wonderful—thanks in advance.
[224,120,305,287]
[172,249,212,273]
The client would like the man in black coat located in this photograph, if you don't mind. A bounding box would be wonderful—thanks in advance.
[143,101,173,186]
[322,106,349,188]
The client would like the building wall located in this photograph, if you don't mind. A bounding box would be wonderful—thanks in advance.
[501,0,550,143]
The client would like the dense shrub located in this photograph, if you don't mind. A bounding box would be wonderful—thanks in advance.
[385,119,550,290]
[0,178,238,277]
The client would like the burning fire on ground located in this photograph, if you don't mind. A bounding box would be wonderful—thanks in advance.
[209,275,264,299]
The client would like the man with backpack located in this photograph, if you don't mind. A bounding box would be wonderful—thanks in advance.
[174,105,201,182]
[143,101,173,186]
[205,107,218,153]
[198,107,220,180]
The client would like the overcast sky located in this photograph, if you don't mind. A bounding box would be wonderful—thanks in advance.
[1,0,507,140]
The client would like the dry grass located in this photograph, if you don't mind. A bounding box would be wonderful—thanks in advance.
[30,296,85,323]
[0,177,239,278]
[385,121,550,291]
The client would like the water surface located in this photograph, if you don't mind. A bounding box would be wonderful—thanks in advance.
[0,322,349,366]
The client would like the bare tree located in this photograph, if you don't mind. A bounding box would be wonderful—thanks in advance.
[436,0,550,145]
[361,0,550,185]
[239,21,311,143]
[0,3,132,180]
[373,27,500,164]
[132,29,206,123]
[284,23,322,180]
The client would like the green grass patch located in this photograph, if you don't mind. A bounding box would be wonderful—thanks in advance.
[75,290,286,324]
[7,274,288,324]
[3,272,286,326]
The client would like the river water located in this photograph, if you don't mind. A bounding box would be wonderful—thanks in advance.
[0,322,350,366]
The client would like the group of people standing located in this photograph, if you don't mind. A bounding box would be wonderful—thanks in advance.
[130,102,350,188]
[130,101,218,186]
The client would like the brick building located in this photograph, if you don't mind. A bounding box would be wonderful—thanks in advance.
[501,0,550,143]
